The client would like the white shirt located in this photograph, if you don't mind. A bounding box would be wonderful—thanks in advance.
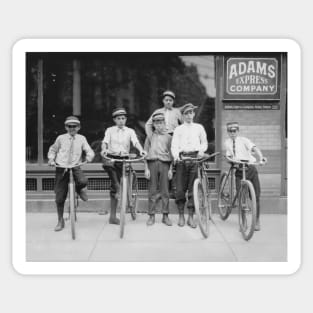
[225,136,256,162]
[48,133,94,167]
[102,126,140,154]
[171,122,208,160]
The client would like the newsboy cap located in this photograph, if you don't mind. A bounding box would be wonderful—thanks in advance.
[226,122,239,131]
[162,90,176,99]
[64,116,80,125]
[180,103,198,114]
[152,112,165,121]
[112,107,127,118]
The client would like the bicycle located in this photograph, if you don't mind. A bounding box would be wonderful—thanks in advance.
[102,153,145,238]
[54,162,86,240]
[178,152,220,238]
[217,156,266,241]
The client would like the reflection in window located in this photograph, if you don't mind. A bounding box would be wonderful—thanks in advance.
[26,53,216,163]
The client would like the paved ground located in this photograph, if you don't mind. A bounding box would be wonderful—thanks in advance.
[26,212,287,262]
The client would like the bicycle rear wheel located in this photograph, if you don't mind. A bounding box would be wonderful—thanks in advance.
[238,180,257,241]
[194,178,209,238]
[69,182,76,240]
[119,176,128,239]
[128,171,138,220]
[217,172,232,220]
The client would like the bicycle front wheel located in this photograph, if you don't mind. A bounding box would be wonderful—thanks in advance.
[194,178,209,238]
[69,183,76,240]
[238,180,257,241]
[217,172,232,220]
[128,171,138,220]
[119,176,128,239]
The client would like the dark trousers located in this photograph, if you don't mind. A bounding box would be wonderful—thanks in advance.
[235,165,261,220]
[103,162,123,199]
[54,167,87,218]
[147,160,170,215]
[175,161,198,214]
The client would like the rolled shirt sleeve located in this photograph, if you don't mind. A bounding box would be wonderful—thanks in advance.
[82,137,95,162]
[47,136,61,161]
[199,125,208,154]
[171,128,180,160]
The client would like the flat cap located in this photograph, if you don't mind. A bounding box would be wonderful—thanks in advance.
[162,90,176,99]
[180,103,198,114]
[64,116,80,125]
[112,107,127,118]
[226,122,239,131]
[152,112,165,121]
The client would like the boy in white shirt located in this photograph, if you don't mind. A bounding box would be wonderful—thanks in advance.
[101,108,146,224]
[171,103,208,228]
[224,122,267,231]
[48,116,95,231]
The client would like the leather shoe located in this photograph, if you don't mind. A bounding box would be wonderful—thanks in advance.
[162,214,172,226]
[178,214,185,227]
[79,187,88,201]
[255,220,261,231]
[54,218,65,231]
[187,214,197,228]
[109,216,120,225]
[146,215,155,226]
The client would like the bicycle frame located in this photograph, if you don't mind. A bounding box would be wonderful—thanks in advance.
[102,153,145,238]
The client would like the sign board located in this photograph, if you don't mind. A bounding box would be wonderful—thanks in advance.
[223,57,280,101]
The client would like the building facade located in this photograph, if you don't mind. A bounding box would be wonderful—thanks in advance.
[26,52,287,212]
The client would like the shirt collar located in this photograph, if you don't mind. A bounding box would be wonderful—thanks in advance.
[163,107,173,111]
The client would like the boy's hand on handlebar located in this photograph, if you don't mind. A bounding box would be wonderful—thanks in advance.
[140,150,147,157]
[197,151,204,158]
[101,150,108,157]
[48,159,56,167]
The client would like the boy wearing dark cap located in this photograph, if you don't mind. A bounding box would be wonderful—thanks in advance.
[48,116,95,231]
[101,108,147,225]
[225,122,267,231]
[145,90,182,138]
[171,103,208,228]
[144,112,173,226]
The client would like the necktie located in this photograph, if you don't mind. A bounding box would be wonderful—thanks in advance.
[68,136,75,165]
[233,139,236,157]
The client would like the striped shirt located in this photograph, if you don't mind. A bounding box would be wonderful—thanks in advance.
[48,133,94,167]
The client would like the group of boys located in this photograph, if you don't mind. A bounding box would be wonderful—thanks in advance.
[48,90,266,232]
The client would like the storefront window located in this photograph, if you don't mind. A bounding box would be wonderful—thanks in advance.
[26,53,216,164]
[26,55,38,163]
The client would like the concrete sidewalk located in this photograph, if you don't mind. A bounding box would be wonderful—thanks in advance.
[26,212,287,262]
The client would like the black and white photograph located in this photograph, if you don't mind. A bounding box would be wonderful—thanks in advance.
[12,39,300,275]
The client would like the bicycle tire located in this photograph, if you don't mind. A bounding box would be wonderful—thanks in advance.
[69,182,76,240]
[194,178,209,238]
[238,180,256,241]
[119,176,128,239]
[128,171,138,220]
[217,172,232,220]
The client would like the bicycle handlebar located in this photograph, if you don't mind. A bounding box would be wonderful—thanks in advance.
[178,152,220,163]
[224,155,267,166]
[102,153,146,163]
[53,161,88,169]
